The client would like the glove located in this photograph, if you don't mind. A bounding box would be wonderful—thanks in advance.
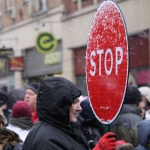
[93,132,116,150]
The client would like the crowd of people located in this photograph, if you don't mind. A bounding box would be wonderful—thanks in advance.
[0,76,150,150]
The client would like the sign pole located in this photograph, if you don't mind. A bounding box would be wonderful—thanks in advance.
[104,124,111,133]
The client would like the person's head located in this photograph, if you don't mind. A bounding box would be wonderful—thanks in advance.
[24,82,39,112]
[123,85,142,106]
[138,86,150,108]
[115,143,134,150]
[36,76,82,124]
[138,101,146,119]
[77,97,104,142]
[12,100,32,119]
[8,88,25,110]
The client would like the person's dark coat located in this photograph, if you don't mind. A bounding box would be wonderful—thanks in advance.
[134,120,150,150]
[111,104,142,147]
[77,97,104,148]
[23,76,89,150]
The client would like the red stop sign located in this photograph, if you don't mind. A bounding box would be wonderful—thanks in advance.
[86,1,129,124]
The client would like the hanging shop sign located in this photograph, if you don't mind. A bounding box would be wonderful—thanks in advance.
[0,48,13,56]
[9,57,24,71]
[35,32,58,54]
[44,51,61,65]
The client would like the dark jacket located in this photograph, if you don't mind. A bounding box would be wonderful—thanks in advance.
[134,120,150,150]
[111,104,142,147]
[23,76,90,150]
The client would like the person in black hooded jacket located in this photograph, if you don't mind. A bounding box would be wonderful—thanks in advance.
[22,76,116,150]
[77,97,104,148]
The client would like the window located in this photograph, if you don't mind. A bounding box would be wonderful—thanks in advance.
[6,0,10,9]
[35,0,47,12]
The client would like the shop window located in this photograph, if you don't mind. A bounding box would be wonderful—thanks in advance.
[32,0,48,17]
[128,29,150,86]
[129,29,149,68]
[74,47,86,75]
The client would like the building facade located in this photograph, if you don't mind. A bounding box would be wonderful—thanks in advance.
[0,0,149,94]
[0,0,63,91]
[62,0,150,95]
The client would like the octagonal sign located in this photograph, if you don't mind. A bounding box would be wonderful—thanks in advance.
[86,0,129,124]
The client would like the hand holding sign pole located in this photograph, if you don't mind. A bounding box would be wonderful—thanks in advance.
[86,0,129,132]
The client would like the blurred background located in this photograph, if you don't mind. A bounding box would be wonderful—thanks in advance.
[0,0,149,95]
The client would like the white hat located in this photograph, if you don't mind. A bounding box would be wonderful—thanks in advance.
[138,86,150,102]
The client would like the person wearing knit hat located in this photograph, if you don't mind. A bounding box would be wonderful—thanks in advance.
[22,76,117,150]
[6,101,34,142]
[123,85,142,104]
[24,82,39,123]
[8,88,25,110]
[7,88,25,123]
[12,100,32,119]
[112,85,143,147]
[26,83,39,94]
[77,97,104,148]
[138,86,150,120]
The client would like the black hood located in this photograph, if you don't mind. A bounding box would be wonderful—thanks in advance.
[36,76,82,127]
[36,77,90,150]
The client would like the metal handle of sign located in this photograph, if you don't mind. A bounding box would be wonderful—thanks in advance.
[104,124,111,133]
